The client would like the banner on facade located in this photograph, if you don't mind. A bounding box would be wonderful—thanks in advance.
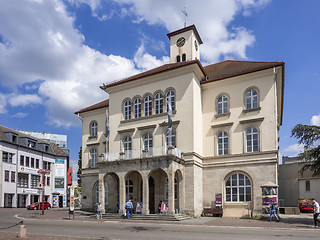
[55,178,64,189]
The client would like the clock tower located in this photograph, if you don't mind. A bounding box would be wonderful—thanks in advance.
[167,25,203,63]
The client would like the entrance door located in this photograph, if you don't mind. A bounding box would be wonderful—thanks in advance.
[149,177,155,213]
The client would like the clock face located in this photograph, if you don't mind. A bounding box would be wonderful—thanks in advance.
[176,37,186,47]
[195,40,198,51]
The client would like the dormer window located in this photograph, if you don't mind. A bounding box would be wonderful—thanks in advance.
[4,132,18,144]
[28,140,37,149]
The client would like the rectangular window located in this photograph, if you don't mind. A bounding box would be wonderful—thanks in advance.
[28,140,37,148]
[36,159,39,168]
[43,161,51,170]
[31,158,35,168]
[306,180,310,192]
[20,155,24,166]
[46,176,50,186]
[2,152,13,163]
[17,173,28,188]
[4,170,9,182]
[25,157,30,167]
[31,175,41,188]
[11,171,15,183]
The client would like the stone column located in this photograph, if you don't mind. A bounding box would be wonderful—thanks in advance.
[167,166,175,215]
[142,173,149,215]
[118,173,126,215]
[98,173,105,213]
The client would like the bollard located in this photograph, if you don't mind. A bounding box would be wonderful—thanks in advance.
[19,225,27,238]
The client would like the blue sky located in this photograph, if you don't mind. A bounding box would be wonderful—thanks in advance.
[0,0,319,178]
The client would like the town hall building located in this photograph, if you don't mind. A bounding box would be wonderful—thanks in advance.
[75,25,284,217]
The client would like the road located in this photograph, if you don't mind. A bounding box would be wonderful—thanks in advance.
[0,208,319,240]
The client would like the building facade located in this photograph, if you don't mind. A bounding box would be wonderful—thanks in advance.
[0,125,68,208]
[279,156,320,207]
[76,25,284,217]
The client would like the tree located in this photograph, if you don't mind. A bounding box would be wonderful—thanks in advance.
[77,147,82,187]
[291,124,320,176]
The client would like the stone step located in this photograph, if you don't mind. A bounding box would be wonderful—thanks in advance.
[90,213,191,221]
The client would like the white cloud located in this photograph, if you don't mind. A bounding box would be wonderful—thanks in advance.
[8,94,43,107]
[0,0,271,128]
[282,144,304,157]
[310,114,320,126]
[12,112,29,118]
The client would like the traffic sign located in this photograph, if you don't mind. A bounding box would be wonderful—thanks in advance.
[36,181,44,189]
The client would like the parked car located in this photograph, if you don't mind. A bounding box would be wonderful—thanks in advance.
[300,202,313,212]
[27,202,51,210]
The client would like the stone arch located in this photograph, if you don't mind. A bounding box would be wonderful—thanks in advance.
[104,172,120,213]
[125,171,143,211]
[148,168,168,214]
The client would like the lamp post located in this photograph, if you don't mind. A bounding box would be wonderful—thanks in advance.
[37,169,50,215]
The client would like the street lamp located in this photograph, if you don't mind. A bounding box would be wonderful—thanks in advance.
[37,169,50,215]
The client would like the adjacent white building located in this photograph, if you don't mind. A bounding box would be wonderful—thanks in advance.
[0,125,68,208]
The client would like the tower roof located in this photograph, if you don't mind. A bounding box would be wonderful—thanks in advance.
[167,25,203,44]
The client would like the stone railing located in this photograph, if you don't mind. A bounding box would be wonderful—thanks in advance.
[101,146,182,162]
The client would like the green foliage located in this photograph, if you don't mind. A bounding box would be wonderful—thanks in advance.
[291,124,320,176]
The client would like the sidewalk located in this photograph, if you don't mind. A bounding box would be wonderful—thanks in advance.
[16,207,317,229]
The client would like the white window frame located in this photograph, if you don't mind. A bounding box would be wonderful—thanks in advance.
[144,95,152,117]
[217,95,229,114]
[90,149,97,168]
[90,121,98,137]
[123,100,131,120]
[125,179,133,201]
[225,173,252,202]
[245,89,258,110]
[155,93,163,114]
[133,98,141,118]
[123,136,132,159]
[246,127,259,152]
[143,133,153,150]
[217,131,229,155]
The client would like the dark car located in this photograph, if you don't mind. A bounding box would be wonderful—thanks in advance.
[300,202,313,213]
[27,202,51,210]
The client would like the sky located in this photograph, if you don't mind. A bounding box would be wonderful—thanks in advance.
[0,0,319,179]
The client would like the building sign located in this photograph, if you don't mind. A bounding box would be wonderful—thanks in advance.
[215,193,222,207]
[55,159,65,164]
[22,189,38,194]
[55,162,65,177]
[19,167,38,174]
[55,178,64,189]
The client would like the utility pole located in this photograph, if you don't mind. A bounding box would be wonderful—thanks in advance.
[37,169,50,215]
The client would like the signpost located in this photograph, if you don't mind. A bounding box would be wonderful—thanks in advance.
[37,169,50,215]
[69,186,75,219]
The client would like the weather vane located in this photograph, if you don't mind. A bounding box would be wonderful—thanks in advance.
[181,7,188,28]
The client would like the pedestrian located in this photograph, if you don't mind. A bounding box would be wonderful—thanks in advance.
[312,198,320,228]
[269,200,279,222]
[125,199,133,219]
[97,202,102,219]
[158,200,162,214]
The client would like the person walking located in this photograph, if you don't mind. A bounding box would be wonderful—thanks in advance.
[269,200,279,222]
[97,202,103,219]
[312,198,320,228]
[125,199,133,219]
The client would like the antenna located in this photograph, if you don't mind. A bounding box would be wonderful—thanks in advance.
[181,7,188,28]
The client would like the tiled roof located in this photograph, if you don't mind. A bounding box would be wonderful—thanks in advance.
[100,60,205,90]
[202,60,285,83]
[74,99,109,114]
[0,125,68,157]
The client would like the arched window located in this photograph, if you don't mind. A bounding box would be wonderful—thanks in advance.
[166,90,175,111]
[144,95,152,117]
[90,149,97,168]
[182,53,186,61]
[217,131,228,155]
[246,127,258,152]
[123,136,132,159]
[123,100,131,120]
[155,93,163,114]
[125,179,133,201]
[95,184,99,204]
[225,173,251,202]
[217,95,229,114]
[90,121,98,137]
[166,129,176,147]
[133,98,141,118]
[245,89,258,110]
[176,55,181,63]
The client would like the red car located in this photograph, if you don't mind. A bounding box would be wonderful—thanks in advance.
[300,202,313,213]
[27,202,51,210]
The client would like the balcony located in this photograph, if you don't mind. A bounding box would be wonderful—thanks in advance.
[101,146,182,162]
